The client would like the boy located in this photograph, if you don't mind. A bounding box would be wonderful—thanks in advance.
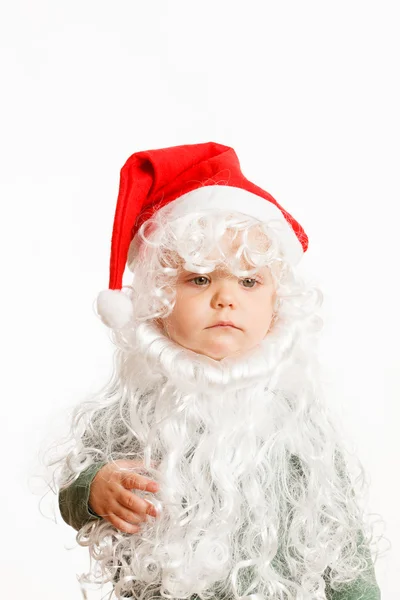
[57,142,381,599]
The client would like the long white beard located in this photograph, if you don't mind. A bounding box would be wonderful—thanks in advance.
[78,321,342,600]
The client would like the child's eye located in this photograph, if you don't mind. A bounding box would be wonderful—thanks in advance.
[188,276,261,288]
[240,278,259,288]
[190,276,210,286]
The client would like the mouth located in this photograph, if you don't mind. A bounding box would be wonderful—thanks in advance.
[208,322,240,330]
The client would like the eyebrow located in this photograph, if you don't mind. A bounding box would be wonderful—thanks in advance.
[180,267,265,278]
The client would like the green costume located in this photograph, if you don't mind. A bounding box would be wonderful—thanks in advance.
[59,463,381,600]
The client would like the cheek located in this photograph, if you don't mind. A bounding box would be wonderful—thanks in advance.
[167,293,202,331]
[248,293,274,325]
[176,289,203,311]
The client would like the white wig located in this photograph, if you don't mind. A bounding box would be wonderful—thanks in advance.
[45,209,381,600]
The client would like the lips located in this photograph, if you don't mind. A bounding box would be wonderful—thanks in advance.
[209,321,239,329]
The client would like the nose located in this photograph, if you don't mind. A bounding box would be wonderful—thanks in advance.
[210,280,237,309]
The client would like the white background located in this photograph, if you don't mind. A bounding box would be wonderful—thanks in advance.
[1,1,398,598]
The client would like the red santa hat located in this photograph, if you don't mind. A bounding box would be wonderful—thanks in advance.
[96,141,308,329]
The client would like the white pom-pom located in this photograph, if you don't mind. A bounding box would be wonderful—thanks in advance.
[96,289,133,329]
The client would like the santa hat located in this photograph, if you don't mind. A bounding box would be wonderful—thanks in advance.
[96,141,308,329]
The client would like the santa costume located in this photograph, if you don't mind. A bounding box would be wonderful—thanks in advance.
[56,142,380,600]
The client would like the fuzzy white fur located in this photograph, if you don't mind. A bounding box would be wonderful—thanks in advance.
[97,289,134,330]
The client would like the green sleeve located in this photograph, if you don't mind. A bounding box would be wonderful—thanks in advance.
[324,531,381,600]
[58,462,107,531]
[289,455,381,599]
[325,569,380,600]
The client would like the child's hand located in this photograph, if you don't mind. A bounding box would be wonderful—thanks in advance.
[89,459,159,534]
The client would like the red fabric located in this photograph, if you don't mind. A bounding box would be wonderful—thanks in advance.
[109,141,308,290]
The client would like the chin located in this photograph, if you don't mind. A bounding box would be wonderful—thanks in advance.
[205,349,245,362]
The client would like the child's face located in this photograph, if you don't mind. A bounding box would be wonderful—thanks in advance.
[159,230,277,361]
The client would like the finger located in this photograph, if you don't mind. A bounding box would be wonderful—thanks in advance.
[120,472,159,493]
[107,513,142,535]
[118,488,158,518]
[114,504,147,526]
